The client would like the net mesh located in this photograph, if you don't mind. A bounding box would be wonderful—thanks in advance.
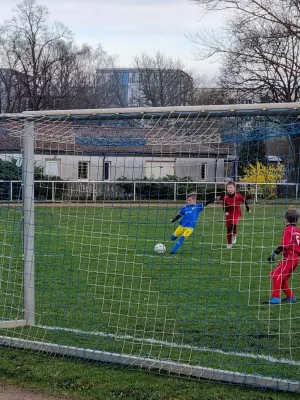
[0,104,300,391]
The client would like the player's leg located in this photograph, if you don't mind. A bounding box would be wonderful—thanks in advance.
[281,277,296,302]
[226,225,233,248]
[270,275,283,300]
[232,224,237,244]
[170,228,193,254]
[262,261,284,304]
[232,216,240,244]
[262,259,294,304]
[225,216,234,248]
[281,258,298,302]
[170,226,183,241]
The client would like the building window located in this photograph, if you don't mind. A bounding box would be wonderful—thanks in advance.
[45,159,61,177]
[104,161,110,180]
[201,164,206,180]
[78,161,89,180]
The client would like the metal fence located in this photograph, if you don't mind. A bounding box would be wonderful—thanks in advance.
[0,180,298,202]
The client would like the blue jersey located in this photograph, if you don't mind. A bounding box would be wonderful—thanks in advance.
[178,203,205,229]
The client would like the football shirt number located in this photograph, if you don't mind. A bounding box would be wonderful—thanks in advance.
[295,233,300,246]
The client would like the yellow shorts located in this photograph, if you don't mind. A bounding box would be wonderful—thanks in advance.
[173,226,194,239]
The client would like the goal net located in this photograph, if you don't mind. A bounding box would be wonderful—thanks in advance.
[0,103,299,392]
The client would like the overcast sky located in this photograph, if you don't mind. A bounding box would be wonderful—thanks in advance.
[1,0,224,78]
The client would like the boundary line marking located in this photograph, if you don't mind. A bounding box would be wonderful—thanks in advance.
[36,324,300,366]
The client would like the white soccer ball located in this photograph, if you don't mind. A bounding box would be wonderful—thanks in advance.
[154,243,166,254]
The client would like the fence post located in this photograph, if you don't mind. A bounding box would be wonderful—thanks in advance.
[296,183,299,201]
[174,182,177,202]
[22,120,35,325]
[133,182,136,202]
[93,182,96,202]
[52,181,55,202]
[10,181,13,202]
[255,183,258,203]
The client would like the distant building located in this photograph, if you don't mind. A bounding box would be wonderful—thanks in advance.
[96,68,194,108]
[0,68,31,113]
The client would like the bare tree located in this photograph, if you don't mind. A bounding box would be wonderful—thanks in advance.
[221,22,300,102]
[51,43,116,109]
[133,52,196,107]
[96,70,130,108]
[192,85,253,105]
[191,1,300,103]
[0,0,117,111]
[0,27,29,112]
[0,68,27,113]
[192,0,300,40]
[192,0,300,181]
[0,0,71,111]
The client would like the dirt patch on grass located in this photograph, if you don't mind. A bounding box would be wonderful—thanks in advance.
[0,384,73,400]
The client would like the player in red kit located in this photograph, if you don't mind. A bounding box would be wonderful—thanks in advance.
[222,181,251,249]
[263,209,300,305]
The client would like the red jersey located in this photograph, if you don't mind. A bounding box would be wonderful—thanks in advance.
[280,224,300,256]
[222,193,246,216]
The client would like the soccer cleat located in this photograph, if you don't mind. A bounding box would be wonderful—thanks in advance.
[262,297,281,305]
[226,244,232,249]
[170,252,175,255]
[232,235,236,244]
[282,296,296,303]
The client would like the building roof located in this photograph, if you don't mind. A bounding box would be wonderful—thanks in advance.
[96,68,193,80]
[0,121,229,157]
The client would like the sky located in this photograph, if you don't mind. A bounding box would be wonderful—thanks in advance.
[1,0,224,79]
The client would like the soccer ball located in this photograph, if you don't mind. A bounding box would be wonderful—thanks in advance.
[154,243,166,254]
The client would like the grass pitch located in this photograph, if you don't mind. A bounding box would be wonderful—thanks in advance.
[0,201,300,384]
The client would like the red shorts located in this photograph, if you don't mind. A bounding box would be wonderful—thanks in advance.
[269,254,299,280]
[225,214,241,227]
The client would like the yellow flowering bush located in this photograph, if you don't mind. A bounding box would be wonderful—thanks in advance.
[240,162,285,199]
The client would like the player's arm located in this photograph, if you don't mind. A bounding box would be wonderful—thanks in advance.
[221,197,229,215]
[268,226,296,262]
[268,227,293,262]
[267,246,283,263]
[223,205,229,214]
[204,196,221,207]
[170,207,184,223]
[170,214,182,223]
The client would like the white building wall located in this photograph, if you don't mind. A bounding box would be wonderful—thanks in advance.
[0,153,225,182]
[175,158,224,181]
[34,155,105,181]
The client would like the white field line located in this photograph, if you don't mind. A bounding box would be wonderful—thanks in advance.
[36,324,300,367]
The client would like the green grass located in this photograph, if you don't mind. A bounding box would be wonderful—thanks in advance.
[0,202,300,389]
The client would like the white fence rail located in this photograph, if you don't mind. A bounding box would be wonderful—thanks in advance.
[0,180,298,203]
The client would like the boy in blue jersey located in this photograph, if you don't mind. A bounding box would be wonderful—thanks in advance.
[169,192,220,254]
